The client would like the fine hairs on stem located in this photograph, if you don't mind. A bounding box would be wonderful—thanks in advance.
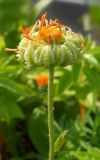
[48,67,54,160]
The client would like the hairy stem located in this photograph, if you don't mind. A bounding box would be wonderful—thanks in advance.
[48,67,54,160]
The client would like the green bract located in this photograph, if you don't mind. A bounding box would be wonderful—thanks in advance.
[16,26,84,68]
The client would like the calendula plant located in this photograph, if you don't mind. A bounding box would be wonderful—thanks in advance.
[6,12,84,160]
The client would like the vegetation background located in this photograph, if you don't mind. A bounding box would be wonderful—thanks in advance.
[0,0,100,160]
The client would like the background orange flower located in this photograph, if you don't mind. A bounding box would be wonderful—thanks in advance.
[35,75,48,86]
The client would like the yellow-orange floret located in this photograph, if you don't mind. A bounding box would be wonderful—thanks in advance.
[38,13,62,43]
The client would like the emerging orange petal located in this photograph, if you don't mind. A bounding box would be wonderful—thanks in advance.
[38,13,62,43]
[19,26,30,34]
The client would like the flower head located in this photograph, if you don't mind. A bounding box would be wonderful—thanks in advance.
[5,13,84,68]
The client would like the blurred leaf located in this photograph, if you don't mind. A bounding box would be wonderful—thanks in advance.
[89,6,100,26]
[75,82,96,108]
[57,69,72,95]
[84,67,100,90]
[73,147,100,160]
[28,107,49,154]
[0,78,33,97]
[72,64,81,83]
[75,83,91,100]
[0,65,18,75]
[84,35,95,49]
[85,46,100,55]
[0,35,5,51]
[0,88,24,122]
[83,54,99,68]
[54,130,68,155]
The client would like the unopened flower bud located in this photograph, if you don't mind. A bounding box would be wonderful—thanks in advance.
[15,13,84,68]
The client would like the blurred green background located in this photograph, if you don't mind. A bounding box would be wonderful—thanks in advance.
[0,0,100,160]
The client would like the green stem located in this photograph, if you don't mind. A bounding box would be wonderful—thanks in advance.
[48,67,54,160]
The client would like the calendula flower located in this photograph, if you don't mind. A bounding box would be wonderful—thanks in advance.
[35,75,48,86]
[5,13,85,160]
[5,12,84,68]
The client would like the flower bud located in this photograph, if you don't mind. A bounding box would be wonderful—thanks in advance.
[16,14,84,68]
[16,38,28,61]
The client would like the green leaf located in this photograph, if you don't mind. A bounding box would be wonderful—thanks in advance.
[84,67,100,90]
[73,147,100,160]
[57,69,72,95]
[76,83,96,109]
[0,78,32,97]
[88,147,100,158]
[83,54,99,68]
[0,88,24,122]
[28,107,49,154]
[0,65,18,75]
[54,130,68,155]
[85,46,100,55]
[75,83,91,100]
[72,63,81,83]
